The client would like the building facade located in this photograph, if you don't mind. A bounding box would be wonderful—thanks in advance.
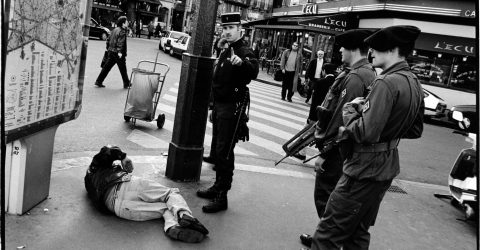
[91,0,184,32]
[247,0,477,105]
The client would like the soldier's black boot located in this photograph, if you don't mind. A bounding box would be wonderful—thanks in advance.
[196,185,219,199]
[202,191,228,213]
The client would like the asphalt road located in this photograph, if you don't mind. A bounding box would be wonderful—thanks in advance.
[53,37,472,186]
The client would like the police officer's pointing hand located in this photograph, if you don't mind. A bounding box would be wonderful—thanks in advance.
[229,48,243,66]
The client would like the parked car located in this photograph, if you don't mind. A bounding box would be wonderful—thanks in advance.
[448,104,477,133]
[423,88,447,119]
[88,18,110,41]
[159,31,188,52]
[169,35,191,57]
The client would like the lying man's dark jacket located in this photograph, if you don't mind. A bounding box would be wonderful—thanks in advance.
[84,145,131,213]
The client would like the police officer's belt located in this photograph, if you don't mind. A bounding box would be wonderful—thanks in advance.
[353,139,399,153]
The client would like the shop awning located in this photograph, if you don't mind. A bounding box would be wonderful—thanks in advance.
[244,13,357,35]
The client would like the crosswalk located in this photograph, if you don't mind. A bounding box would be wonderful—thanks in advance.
[127,80,318,165]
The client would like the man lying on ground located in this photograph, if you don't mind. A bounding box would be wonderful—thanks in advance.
[84,145,209,243]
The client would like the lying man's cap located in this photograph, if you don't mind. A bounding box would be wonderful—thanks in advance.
[335,29,376,50]
[221,12,241,26]
[364,25,421,51]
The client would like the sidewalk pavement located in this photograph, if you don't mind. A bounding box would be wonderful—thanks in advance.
[5,153,477,250]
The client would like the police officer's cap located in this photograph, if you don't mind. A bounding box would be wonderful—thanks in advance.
[335,29,375,50]
[221,12,241,26]
[365,25,421,51]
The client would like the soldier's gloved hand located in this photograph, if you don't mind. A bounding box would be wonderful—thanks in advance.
[350,97,365,113]
[229,48,243,66]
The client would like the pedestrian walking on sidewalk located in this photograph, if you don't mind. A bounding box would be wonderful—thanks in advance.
[94,16,130,89]
[280,42,302,102]
[310,25,424,250]
[84,145,209,243]
[196,12,259,213]
[304,50,325,103]
[299,29,377,248]
[136,21,142,38]
[147,21,154,39]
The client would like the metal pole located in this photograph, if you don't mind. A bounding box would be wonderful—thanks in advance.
[166,0,219,181]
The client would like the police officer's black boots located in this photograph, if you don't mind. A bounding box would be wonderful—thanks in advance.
[202,191,228,213]
[197,185,219,199]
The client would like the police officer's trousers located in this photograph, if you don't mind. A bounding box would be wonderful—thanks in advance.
[311,174,392,250]
[212,102,237,191]
[314,148,343,218]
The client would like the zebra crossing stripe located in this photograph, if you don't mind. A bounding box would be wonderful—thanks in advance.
[154,102,257,156]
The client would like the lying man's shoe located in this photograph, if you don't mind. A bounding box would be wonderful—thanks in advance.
[300,233,312,247]
[293,153,306,161]
[166,225,205,243]
[178,214,209,235]
[202,156,216,164]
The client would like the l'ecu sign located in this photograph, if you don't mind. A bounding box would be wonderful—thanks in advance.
[298,14,355,32]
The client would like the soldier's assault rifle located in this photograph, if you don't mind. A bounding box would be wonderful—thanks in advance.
[275,106,334,166]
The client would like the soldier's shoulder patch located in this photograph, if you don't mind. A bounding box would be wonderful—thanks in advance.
[341,88,347,98]
[362,100,370,113]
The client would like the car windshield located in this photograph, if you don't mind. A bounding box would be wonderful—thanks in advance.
[171,33,184,39]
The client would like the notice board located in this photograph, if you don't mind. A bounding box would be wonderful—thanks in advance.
[4,0,91,142]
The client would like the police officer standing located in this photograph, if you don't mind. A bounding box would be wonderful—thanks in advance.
[310,25,424,250]
[300,29,376,248]
[196,13,259,213]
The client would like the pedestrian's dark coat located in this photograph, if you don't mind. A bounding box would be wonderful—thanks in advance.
[308,74,335,121]
[342,60,424,180]
[107,26,127,56]
[212,38,259,103]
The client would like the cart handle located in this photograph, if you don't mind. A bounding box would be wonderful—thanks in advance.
[136,60,170,76]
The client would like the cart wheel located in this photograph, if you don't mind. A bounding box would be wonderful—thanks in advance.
[124,116,131,122]
[157,114,165,128]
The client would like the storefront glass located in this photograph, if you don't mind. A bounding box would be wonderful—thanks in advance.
[408,49,476,93]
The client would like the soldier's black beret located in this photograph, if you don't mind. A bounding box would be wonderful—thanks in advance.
[335,29,375,50]
[221,12,241,26]
[364,25,421,51]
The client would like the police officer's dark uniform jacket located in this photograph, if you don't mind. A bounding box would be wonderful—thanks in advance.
[213,38,258,104]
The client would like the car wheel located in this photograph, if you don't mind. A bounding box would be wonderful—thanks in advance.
[101,32,108,41]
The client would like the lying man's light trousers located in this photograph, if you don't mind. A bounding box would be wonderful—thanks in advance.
[106,176,193,231]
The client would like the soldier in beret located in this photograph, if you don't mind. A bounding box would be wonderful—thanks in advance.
[310,25,424,250]
[196,12,259,213]
[299,28,377,248]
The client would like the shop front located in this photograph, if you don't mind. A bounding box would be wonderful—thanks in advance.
[408,32,476,93]
[247,13,358,77]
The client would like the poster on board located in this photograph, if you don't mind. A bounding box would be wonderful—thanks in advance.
[4,0,91,142]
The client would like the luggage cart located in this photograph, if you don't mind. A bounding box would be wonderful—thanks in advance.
[123,52,170,128]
